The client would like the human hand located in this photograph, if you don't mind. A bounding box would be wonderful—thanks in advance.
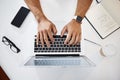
[61,19,81,45]
[37,18,57,47]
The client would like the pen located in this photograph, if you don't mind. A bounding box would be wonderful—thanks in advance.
[84,38,101,46]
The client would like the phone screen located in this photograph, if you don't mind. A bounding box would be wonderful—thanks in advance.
[11,7,30,28]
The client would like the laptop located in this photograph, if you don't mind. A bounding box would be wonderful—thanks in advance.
[24,34,95,67]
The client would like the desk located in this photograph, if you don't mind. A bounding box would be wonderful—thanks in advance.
[0,0,120,80]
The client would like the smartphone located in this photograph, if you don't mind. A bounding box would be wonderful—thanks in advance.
[11,6,30,28]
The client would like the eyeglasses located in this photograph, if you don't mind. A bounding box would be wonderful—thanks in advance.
[96,0,102,4]
[2,36,21,53]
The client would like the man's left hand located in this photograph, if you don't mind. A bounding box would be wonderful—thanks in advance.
[61,19,82,45]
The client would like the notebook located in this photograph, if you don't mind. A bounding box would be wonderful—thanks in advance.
[86,0,120,39]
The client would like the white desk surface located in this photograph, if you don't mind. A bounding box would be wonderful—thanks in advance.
[0,0,120,80]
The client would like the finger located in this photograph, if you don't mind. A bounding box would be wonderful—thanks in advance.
[68,34,76,45]
[36,32,40,45]
[77,34,81,45]
[74,35,80,45]
[61,26,67,37]
[40,31,44,47]
[43,30,50,48]
[64,33,72,44]
[52,24,57,35]
[47,30,54,42]
[79,33,81,42]
[77,41,80,45]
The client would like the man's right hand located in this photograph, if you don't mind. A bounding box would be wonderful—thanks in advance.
[37,18,57,47]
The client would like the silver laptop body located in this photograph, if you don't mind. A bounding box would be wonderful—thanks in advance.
[24,35,95,67]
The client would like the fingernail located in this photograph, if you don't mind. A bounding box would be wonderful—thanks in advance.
[53,39,55,42]
[36,42,38,45]
[64,42,67,45]
[52,41,54,44]
[68,43,70,45]
[42,44,44,48]
[47,45,50,48]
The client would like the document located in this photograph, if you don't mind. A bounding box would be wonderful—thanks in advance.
[86,4,120,39]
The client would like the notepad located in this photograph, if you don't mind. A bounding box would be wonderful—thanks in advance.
[86,0,120,39]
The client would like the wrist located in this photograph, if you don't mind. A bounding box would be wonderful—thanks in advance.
[33,9,46,23]
[35,14,47,23]
[72,19,81,26]
[73,16,83,24]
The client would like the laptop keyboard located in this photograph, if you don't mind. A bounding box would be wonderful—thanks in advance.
[34,35,81,52]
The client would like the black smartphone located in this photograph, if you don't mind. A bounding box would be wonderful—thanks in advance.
[11,6,30,28]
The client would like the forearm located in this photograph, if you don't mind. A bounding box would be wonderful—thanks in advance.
[75,0,93,18]
[24,0,46,22]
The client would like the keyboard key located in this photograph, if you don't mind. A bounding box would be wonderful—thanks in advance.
[34,48,38,50]
[34,43,37,47]
[54,45,56,47]
[38,45,41,47]
[44,45,47,47]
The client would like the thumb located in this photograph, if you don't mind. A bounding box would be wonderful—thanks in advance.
[61,26,67,37]
[52,25,57,35]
